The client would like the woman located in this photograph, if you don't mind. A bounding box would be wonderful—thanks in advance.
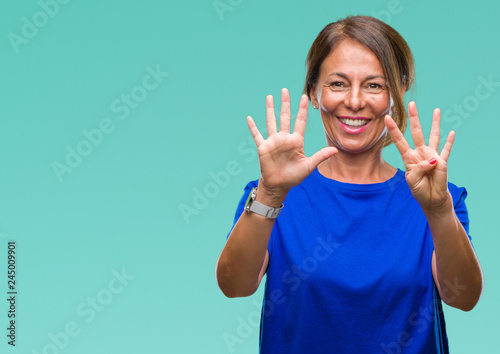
[216,16,483,353]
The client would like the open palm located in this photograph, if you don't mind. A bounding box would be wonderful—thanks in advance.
[247,88,337,194]
[385,101,455,211]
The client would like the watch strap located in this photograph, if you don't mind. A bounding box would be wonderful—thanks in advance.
[245,187,283,219]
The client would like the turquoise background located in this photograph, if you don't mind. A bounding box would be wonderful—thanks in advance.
[0,0,498,353]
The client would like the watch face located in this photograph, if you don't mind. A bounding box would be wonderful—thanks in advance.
[244,187,257,210]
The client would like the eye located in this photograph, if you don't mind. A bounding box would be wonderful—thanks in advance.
[328,81,347,91]
[368,83,382,89]
[364,82,386,93]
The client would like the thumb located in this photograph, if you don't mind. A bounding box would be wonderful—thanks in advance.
[309,147,338,170]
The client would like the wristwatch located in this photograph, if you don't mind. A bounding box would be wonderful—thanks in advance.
[244,187,283,219]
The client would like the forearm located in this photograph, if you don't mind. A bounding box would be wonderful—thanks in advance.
[424,196,483,311]
[216,89,336,297]
[216,183,287,298]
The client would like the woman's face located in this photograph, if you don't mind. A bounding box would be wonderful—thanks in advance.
[311,39,393,154]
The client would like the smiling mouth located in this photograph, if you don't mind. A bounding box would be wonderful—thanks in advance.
[338,118,370,128]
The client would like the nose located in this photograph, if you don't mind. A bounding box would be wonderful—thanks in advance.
[344,86,364,112]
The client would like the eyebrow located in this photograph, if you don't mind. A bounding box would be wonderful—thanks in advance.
[326,72,386,81]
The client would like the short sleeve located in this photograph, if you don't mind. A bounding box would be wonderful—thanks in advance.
[226,180,259,239]
[449,183,472,243]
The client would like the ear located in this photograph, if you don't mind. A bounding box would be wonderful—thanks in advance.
[310,87,319,109]
[391,85,407,115]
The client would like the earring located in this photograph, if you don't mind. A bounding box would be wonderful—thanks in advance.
[313,104,318,109]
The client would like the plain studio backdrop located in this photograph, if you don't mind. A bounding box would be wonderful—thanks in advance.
[0,0,498,353]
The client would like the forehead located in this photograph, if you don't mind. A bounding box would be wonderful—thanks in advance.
[320,39,384,78]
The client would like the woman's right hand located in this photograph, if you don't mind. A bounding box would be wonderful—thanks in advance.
[246,88,338,205]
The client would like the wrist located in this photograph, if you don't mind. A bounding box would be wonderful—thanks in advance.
[421,192,454,219]
[256,179,289,207]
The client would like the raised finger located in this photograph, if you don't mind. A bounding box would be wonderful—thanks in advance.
[428,108,441,152]
[385,115,412,158]
[265,95,277,137]
[279,88,291,132]
[246,116,264,147]
[440,130,455,161]
[408,101,426,148]
[292,94,309,137]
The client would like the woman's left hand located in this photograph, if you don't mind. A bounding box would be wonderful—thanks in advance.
[385,101,455,213]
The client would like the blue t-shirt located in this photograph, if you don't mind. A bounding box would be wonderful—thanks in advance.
[230,168,471,353]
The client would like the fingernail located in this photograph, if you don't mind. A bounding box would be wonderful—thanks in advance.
[429,158,437,165]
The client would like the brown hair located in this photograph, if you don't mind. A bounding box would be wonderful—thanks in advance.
[304,16,415,146]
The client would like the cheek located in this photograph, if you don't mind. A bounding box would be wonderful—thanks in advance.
[319,89,343,112]
[367,95,391,115]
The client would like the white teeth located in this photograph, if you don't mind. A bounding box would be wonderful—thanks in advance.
[339,118,369,127]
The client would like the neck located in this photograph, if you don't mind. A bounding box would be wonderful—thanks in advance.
[318,148,396,184]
